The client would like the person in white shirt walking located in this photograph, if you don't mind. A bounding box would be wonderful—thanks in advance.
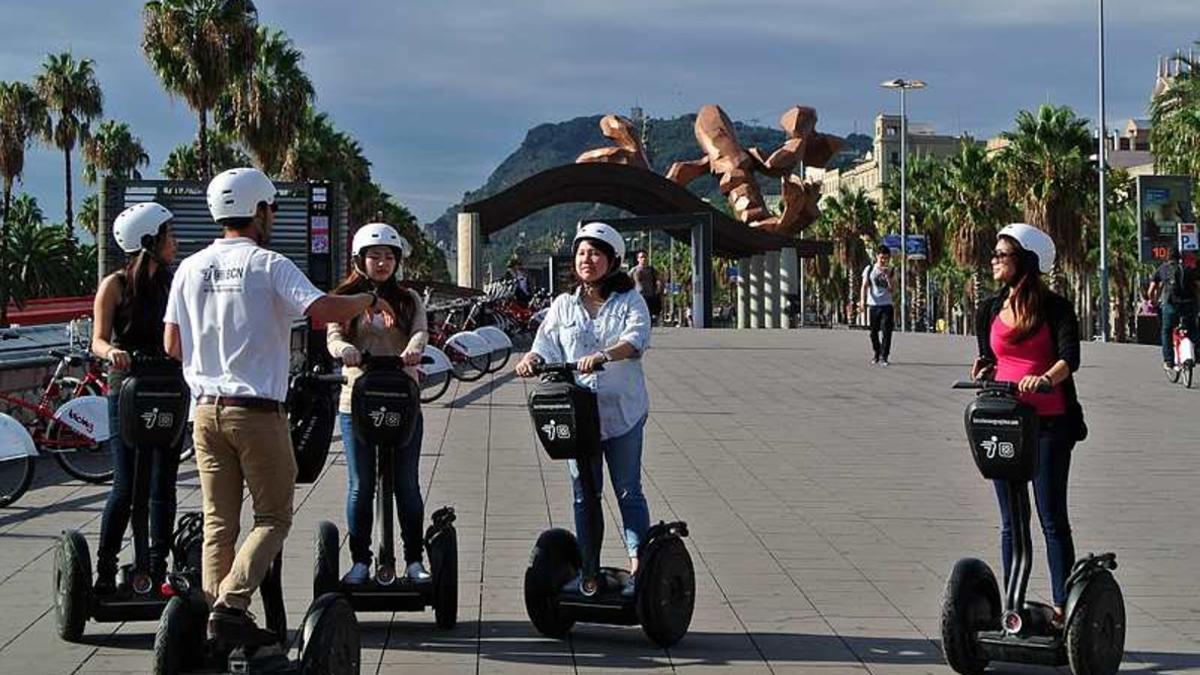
[860,245,896,366]
[514,222,651,598]
[163,167,396,649]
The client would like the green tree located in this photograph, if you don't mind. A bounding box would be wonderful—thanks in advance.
[820,185,877,321]
[944,141,1013,315]
[217,26,314,174]
[142,0,258,180]
[1,194,92,306]
[162,129,251,180]
[83,119,150,185]
[1150,46,1200,193]
[79,193,99,237]
[36,51,104,231]
[998,105,1095,279]
[0,81,50,325]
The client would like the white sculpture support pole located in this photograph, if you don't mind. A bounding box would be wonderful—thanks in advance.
[779,247,798,329]
[749,255,765,329]
[764,250,780,329]
[737,257,751,329]
[457,212,481,289]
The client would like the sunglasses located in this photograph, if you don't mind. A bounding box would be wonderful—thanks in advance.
[991,250,1018,260]
[268,202,278,213]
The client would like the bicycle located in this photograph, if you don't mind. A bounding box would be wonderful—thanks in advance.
[426,300,494,384]
[0,348,115,507]
[1165,317,1196,388]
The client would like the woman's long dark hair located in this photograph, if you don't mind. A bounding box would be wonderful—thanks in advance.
[1001,235,1050,342]
[332,254,417,342]
[116,227,171,329]
[571,240,635,298]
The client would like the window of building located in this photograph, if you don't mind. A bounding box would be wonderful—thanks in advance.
[890,152,899,166]
[1135,141,1149,151]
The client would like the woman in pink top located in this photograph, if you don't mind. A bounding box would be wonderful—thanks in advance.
[970,224,1085,626]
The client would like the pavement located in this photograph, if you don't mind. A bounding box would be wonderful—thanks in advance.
[0,327,1197,674]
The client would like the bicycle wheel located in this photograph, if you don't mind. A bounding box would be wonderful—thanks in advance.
[50,378,114,484]
[450,350,488,382]
[420,372,452,403]
[1167,365,1181,383]
[0,456,35,507]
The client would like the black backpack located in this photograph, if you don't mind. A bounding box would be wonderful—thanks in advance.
[1162,262,1195,306]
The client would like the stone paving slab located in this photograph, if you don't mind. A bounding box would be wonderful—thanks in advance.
[0,327,1198,673]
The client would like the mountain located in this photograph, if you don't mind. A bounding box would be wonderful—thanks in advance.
[424,113,870,270]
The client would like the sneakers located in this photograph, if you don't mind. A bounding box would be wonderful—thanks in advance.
[879,360,890,367]
[871,356,880,365]
[207,606,279,649]
[92,572,117,596]
[341,562,371,585]
[405,562,430,581]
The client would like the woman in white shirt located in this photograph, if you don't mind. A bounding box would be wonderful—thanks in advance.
[515,222,652,597]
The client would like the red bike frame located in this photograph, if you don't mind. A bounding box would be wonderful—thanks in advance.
[0,350,108,450]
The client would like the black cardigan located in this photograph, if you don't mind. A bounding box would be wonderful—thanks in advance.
[974,287,1083,421]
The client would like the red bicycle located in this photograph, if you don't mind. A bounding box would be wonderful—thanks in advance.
[0,348,113,507]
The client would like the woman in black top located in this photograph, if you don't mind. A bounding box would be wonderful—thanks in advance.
[89,202,179,594]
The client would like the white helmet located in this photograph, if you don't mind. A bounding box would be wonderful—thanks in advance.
[113,202,172,253]
[206,167,276,221]
[573,221,625,266]
[997,223,1056,274]
[352,222,411,258]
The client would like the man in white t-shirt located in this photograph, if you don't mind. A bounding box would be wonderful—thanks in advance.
[164,167,395,648]
[859,244,895,366]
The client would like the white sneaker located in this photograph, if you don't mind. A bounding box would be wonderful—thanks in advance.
[341,562,370,585]
[405,562,430,581]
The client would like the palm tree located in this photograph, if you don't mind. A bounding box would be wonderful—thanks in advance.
[997,105,1094,280]
[0,81,50,325]
[1,193,84,306]
[83,119,150,185]
[945,142,1013,319]
[820,185,878,322]
[36,51,104,230]
[162,129,251,180]
[881,155,950,329]
[142,0,258,180]
[217,27,314,174]
[1150,46,1200,188]
[78,193,99,237]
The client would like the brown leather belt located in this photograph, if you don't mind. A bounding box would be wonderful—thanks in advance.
[196,395,286,413]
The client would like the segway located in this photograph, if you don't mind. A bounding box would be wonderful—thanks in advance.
[313,355,458,628]
[941,379,1125,675]
[153,551,359,674]
[54,354,192,641]
[523,362,694,647]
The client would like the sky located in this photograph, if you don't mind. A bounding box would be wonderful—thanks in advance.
[0,0,1197,226]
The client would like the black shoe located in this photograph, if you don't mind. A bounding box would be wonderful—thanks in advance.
[93,571,117,596]
[208,606,279,649]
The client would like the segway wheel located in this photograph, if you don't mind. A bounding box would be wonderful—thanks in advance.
[298,593,361,675]
[53,530,91,641]
[314,521,340,599]
[940,558,1001,675]
[430,526,458,629]
[524,528,580,639]
[637,536,696,647]
[153,595,207,675]
[1066,571,1125,675]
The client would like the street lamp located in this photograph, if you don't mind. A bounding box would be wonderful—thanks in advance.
[880,78,927,333]
[1097,0,1110,342]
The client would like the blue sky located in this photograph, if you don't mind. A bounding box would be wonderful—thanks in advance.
[0,0,1197,225]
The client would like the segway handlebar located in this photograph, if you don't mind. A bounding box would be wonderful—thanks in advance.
[952,378,1052,394]
[330,353,435,370]
[530,361,605,376]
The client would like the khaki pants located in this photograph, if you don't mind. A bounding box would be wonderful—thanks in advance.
[194,405,296,611]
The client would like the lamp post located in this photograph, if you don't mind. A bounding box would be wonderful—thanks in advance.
[881,78,926,332]
[1097,0,1110,342]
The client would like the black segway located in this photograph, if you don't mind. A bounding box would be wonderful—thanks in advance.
[941,379,1125,675]
[153,551,359,674]
[313,355,458,628]
[523,362,694,647]
[54,354,192,641]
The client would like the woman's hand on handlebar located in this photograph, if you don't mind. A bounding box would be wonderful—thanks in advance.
[107,348,131,372]
[1017,374,1052,394]
[970,356,994,381]
[576,351,608,374]
[340,345,363,367]
[514,353,542,378]
[400,347,423,367]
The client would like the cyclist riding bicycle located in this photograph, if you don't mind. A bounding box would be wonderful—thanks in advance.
[90,202,180,595]
[164,167,397,647]
[1148,246,1200,372]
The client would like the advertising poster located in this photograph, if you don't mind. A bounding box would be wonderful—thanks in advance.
[1137,175,1195,262]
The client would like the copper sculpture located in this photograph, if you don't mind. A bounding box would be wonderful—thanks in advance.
[575,114,650,170]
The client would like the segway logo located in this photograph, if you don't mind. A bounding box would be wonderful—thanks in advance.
[369,407,401,428]
[981,436,1015,459]
[140,408,175,430]
[540,419,571,442]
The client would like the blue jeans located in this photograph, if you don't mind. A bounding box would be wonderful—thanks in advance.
[568,416,651,560]
[993,422,1076,606]
[97,392,181,579]
[1161,303,1198,364]
[340,413,425,565]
